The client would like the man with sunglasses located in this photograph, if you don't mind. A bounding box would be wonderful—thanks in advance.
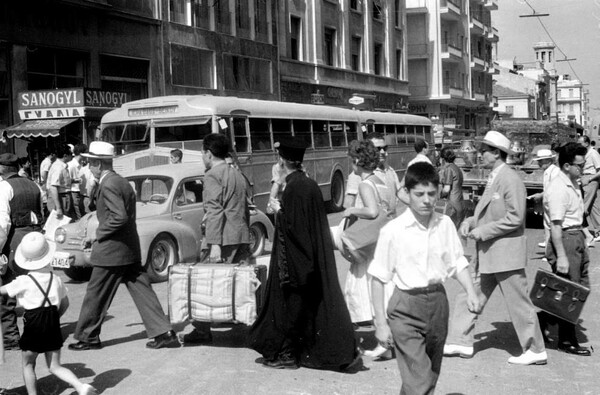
[538,142,591,356]
[444,131,547,365]
[344,132,401,216]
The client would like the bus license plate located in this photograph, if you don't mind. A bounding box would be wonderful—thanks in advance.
[51,252,71,269]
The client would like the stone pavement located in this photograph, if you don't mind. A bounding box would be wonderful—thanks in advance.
[0,227,598,394]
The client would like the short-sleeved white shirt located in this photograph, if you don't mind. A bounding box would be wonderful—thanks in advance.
[47,159,70,193]
[368,209,468,290]
[583,148,600,175]
[4,271,67,310]
[543,170,583,229]
[67,157,81,192]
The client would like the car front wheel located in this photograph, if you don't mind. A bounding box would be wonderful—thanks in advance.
[146,234,178,283]
[249,223,266,258]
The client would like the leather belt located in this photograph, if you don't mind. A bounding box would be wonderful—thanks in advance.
[401,283,444,295]
[562,225,583,232]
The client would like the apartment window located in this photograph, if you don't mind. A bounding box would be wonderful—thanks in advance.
[169,0,210,30]
[255,0,269,42]
[373,0,383,20]
[324,27,337,66]
[541,51,546,62]
[394,0,401,27]
[350,0,359,11]
[171,44,215,88]
[100,55,149,101]
[236,0,250,35]
[290,16,302,61]
[223,54,272,93]
[569,89,574,98]
[27,46,87,89]
[395,49,402,79]
[374,43,383,76]
[216,0,231,34]
[548,51,552,62]
[569,104,574,113]
[351,36,362,72]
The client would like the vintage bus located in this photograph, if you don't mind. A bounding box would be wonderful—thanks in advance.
[99,95,432,212]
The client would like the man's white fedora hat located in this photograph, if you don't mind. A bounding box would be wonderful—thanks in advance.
[82,141,116,159]
[15,232,56,271]
[481,130,515,155]
[532,148,556,161]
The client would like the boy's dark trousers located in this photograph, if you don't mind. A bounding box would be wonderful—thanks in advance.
[387,284,448,395]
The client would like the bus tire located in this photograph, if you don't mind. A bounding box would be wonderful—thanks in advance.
[327,171,345,213]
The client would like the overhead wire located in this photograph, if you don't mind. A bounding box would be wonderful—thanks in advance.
[521,0,583,82]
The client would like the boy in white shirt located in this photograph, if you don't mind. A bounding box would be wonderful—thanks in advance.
[369,162,482,395]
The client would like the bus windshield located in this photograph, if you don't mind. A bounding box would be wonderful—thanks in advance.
[102,122,150,156]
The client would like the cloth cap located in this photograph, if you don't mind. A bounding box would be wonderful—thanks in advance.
[0,153,19,167]
[481,131,515,155]
[275,137,308,162]
[532,148,556,161]
[82,141,115,159]
[14,232,56,271]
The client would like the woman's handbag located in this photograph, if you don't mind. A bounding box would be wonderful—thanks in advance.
[340,179,392,262]
[529,269,590,324]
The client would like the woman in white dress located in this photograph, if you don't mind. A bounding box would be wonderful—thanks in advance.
[342,140,394,326]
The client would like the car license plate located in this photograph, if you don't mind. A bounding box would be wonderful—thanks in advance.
[51,252,72,269]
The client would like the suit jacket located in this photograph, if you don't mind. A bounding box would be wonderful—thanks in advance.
[92,171,141,266]
[466,164,527,274]
[203,162,250,247]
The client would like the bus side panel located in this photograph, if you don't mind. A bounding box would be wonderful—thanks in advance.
[304,149,350,201]
[238,152,279,212]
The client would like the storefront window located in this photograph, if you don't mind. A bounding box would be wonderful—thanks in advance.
[27,47,87,89]
[100,55,149,101]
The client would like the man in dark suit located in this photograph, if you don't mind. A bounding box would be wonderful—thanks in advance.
[179,133,251,345]
[69,142,178,350]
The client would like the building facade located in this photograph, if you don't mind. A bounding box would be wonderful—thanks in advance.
[277,0,410,110]
[406,0,498,133]
[557,75,589,129]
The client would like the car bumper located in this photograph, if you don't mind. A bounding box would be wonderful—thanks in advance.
[51,247,92,269]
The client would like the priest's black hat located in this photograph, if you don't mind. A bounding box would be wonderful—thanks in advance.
[275,137,308,162]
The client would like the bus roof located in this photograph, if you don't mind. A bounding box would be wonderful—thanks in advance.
[102,95,432,127]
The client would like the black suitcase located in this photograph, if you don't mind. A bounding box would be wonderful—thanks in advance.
[530,269,590,324]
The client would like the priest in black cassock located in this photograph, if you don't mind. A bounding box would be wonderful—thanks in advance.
[249,137,359,371]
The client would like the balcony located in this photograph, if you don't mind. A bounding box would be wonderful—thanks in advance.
[487,26,498,42]
[440,0,461,20]
[469,15,484,34]
[470,54,486,70]
[442,79,464,98]
[484,0,498,10]
[487,61,499,74]
[441,43,463,62]
[408,43,429,59]
[472,91,486,102]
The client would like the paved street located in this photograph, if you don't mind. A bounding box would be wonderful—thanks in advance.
[0,215,598,395]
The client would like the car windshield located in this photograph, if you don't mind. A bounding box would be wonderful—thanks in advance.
[126,175,174,204]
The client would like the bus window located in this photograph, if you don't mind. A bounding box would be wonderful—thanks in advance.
[329,122,345,147]
[424,125,432,143]
[375,124,385,135]
[232,117,249,153]
[346,122,358,143]
[272,118,292,146]
[249,118,271,151]
[155,123,210,151]
[365,124,375,135]
[313,120,330,148]
[397,125,407,144]
[406,125,417,143]
[292,119,312,148]
[103,123,149,155]
[384,125,397,146]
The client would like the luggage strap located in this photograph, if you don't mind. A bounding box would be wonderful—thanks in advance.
[186,264,240,323]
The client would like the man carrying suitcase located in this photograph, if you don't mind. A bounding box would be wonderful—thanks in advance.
[539,142,591,356]
[179,133,251,345]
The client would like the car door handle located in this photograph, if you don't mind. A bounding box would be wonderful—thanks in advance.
[173,214,182,220]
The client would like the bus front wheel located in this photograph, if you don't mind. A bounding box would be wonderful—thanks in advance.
[327,171,345,213]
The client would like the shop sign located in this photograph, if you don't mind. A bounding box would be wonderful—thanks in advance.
[19,107,85,120]
[409,104,428,114]
[311,92,325,105]
[17,88,128,115]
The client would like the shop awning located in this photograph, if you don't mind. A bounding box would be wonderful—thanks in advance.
[4,118,79,139]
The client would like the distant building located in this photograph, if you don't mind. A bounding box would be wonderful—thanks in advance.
[406,0,498,133]
[557,75,589,129]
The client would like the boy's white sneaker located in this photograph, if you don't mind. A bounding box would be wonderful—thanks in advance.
[507,350,547,365]
[443,344,474,358]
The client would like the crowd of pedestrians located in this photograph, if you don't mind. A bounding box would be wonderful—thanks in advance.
[0,131,595,394]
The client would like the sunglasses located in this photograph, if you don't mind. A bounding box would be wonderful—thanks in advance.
[571,161,585,169]
[376,146,388,152]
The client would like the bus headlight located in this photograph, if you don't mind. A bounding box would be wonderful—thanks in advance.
[55,227,67,244]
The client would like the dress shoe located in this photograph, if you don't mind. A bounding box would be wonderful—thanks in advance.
[443,344,474,358]
[179,330,213,345]
[507,350,547,365]
[363,344,390,358]
[557,342,591,356]
[68,341,102,351]
[146,330,180,349]
[262,356,299,370]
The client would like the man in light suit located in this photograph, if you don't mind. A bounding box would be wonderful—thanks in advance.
[444,131,547,365]
[69,142,179,351]
[179,133,251,345]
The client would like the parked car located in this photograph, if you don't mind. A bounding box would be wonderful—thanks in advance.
[51,164,274,282]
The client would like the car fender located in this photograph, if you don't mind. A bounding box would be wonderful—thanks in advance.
[137,219,200,265]
[250,210,274,241]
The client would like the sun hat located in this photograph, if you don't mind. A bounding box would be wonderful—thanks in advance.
[14,232,56,271]
[82,141,116,159]
[480,131,515,155]
[532,148,556,161]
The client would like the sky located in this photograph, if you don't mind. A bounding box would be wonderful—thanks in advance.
[493,0,600,131]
